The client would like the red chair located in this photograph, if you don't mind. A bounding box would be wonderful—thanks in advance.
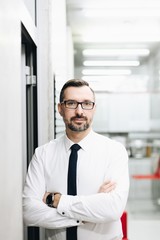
[121,211,128,240]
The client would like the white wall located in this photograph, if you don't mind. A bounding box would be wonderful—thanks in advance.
[37,0,51,144]
[49,0,74,139]
[0,0,23,239]
[66,26,74,79]
[0,0,72,239]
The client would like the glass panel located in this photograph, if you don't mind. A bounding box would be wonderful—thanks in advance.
[23,0,36,25]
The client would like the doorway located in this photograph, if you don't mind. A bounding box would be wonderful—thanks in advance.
[21,24,39,240]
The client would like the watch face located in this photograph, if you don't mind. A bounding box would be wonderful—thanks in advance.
[46,194,53,205]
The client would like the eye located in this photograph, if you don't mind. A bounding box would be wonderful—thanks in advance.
[83,101,92,106]
[67,100,77,106]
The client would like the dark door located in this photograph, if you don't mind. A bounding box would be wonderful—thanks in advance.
[22,25,39,240]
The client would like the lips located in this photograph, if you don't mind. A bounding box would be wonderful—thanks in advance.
[71,116,87,122]
[73,118,85,122]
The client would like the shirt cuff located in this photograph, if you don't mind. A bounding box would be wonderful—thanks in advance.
[57,194,83,226]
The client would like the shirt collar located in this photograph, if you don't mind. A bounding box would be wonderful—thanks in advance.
[64,129,95,152]
[64,134,73,152]
[78,130,94,151]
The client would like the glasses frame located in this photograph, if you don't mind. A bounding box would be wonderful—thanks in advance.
[61,100,95,110]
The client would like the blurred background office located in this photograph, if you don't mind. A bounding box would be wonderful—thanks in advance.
[0,0,160,239]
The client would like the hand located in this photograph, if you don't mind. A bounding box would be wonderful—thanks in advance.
[98,180,116,193]
[53,193,61,208]
[43,192,61,208]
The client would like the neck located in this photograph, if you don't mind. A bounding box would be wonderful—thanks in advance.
[66,127,91,143]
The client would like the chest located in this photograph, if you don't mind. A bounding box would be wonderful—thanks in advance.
[44,147,111,195]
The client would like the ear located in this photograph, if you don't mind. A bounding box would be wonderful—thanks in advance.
[58,103,63,116]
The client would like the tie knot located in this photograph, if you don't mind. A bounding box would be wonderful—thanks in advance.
[71,144,81,151]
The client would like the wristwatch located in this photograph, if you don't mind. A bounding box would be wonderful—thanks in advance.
[46,193,54,208]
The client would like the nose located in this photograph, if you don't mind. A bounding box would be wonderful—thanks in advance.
[75,103,84,114]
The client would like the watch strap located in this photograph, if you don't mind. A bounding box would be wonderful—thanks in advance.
[46,193,54,208]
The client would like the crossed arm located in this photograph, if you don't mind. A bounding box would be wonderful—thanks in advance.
[23,147,129,229]
[43,181,116,208]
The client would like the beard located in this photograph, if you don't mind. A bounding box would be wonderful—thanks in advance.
[66,115,90,132]
[68,122,90,132]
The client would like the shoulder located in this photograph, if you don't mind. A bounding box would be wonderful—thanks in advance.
[35,135,65,156]
[92,131,127,153]
[91,131,113,144]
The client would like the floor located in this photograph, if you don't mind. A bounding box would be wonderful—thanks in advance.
[127,199,160,240]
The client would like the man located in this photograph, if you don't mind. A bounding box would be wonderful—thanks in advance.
[23,79,129,240]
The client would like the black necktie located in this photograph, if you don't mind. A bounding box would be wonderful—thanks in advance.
[67,144,81,240]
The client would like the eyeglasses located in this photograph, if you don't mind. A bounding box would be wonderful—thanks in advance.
[61,100,95,110]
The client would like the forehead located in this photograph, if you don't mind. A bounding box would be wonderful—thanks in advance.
[64,86,94,101]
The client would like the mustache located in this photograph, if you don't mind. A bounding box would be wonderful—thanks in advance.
[71,115,87,121]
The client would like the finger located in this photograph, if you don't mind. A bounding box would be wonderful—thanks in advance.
[102,184,115,191]
[101,182,116,190]
[98,182,116,193]
[102,184,116,193]
[101,180,111,186]
[102,180,116,186]
[103,182,116,189]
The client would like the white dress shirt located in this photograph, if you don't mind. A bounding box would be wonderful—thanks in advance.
[23,130,129,240]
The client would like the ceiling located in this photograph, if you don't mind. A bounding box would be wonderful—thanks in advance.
[66,0,160,89]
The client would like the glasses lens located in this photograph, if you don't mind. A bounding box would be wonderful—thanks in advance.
[64,100,94,109]
[65,100,77,109]
[82,102,94,110]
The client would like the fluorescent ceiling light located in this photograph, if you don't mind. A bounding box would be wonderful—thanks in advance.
[83,8,160,18]
[82,69,132,75]
[82,35,160,42]
[82,49,150,56]
[82,76,128,81]
[83,60,140,67]
[80,0,160,9]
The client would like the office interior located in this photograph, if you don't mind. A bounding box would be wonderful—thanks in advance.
[0,0,160,239]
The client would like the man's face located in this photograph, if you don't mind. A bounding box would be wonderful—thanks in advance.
[58,86,96,133]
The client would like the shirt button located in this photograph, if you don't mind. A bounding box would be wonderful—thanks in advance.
[62,212,65,215]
